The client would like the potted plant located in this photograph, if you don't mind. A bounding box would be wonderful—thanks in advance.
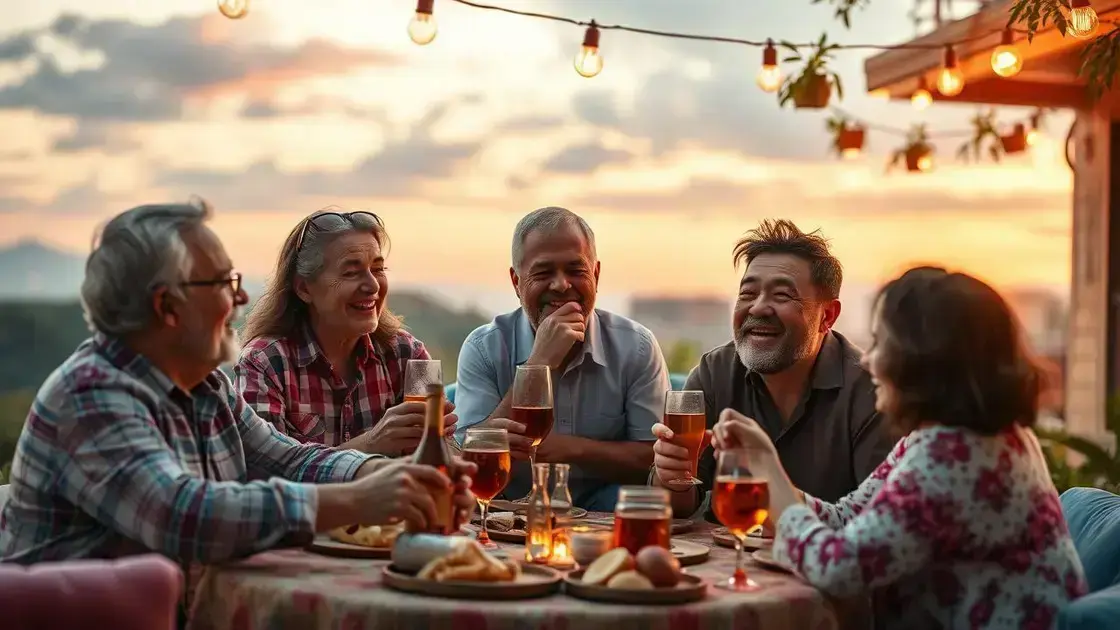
[826,114,866,158]
[1000,122,1029,154]
[889,124,934,173]
[778,34,843,109]
[956,109,1004,163]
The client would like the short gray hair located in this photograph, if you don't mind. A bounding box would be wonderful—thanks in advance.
[80,200,212,336]
[511,206,597,271]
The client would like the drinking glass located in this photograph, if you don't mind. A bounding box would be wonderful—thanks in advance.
[461,428,511,549]
[404,360,442,402]
[663,390,705,487]
[712,449,770,591]
[612,486,671,554]
[510,365,554,501]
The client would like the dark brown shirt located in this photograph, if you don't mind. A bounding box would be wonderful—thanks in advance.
[688,330,892,517]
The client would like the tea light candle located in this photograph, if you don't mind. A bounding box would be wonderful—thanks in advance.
[570,528,612,566]
[549,529,575,569]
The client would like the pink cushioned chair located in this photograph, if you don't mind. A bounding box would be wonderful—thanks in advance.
[0,554,182,630]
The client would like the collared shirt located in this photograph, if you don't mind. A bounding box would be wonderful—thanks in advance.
[235,323,429,446]
[690,330,892,516]
[0,334,375,565]
[454,308,669,505]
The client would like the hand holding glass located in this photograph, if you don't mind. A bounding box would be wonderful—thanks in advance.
[663,390,706,487]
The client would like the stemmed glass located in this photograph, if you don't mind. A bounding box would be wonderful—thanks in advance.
[712,449,770,591]
[403,360,443,403]
[510,365,554,502]
[461,428,512,549]
[663,390,706,487]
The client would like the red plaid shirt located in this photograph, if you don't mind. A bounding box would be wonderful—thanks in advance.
[234,324,429,447]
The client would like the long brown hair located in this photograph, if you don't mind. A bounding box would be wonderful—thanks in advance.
[242,209,404,349]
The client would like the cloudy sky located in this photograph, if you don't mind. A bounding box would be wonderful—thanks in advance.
[0,0,1074,317]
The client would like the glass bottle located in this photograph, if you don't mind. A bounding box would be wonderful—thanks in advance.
[551,463,573,517]
[524,463,553,564]
[411,383,453,534]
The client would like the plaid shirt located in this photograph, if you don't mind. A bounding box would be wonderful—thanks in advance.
[0,334,376,565]
[234,324,429,447]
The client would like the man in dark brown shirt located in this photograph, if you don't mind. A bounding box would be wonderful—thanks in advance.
[650,219,892,519]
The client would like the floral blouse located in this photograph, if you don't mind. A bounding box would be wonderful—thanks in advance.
[774,424,1087,629]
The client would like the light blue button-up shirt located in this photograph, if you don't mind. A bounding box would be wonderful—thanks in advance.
[454,308,670,507]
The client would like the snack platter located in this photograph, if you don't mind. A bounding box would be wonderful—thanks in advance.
[307,524,406,559]
[382,540,562,599]
[562,547,707,604]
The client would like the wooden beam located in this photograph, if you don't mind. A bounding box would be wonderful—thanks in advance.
[930,79,1090,109]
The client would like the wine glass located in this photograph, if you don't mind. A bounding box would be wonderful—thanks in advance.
[663,390,705,487]
[509,365,553,502]
[712,449,770,591]
[404,360,442,403]
[461,428,512,549]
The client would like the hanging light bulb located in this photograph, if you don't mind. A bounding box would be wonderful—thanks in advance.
[574,21,603,78]
[756,39,782,93]
[1027,111,1043,145]
[408,0,438,46]
[1067,0,1100,38]
[991,29,1023,77]
[912,78,933,110]
[217,0,249,19]
[937,46,965,96]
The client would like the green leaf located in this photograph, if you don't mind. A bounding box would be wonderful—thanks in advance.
[782,55,802,63]
[833,72,844,100]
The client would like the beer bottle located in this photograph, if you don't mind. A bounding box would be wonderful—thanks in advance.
[412,383,454,534]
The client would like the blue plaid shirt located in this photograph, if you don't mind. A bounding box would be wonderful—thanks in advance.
[0,334,377,564]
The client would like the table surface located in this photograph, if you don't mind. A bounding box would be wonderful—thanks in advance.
[187,514,868,630]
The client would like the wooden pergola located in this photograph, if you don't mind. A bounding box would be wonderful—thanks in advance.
[864,0,1120,444]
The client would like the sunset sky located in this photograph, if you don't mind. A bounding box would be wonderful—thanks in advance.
[0,0,1075,320]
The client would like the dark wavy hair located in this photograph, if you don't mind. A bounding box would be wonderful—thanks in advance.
[872,266,1040,435]
[733,219,843,300]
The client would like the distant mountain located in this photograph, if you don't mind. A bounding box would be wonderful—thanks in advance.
[0,240,87,300]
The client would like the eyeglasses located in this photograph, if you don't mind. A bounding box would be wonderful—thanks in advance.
[181,271,243,294]
[294,211,383,252]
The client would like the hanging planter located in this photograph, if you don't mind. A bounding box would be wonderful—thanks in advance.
[1001,122,1029,154]
[826,115,866,158]
[890,124,934,173]
[956,110,1004,163]
[777,34,843,109]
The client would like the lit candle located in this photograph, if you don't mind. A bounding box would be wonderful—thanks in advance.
[549,529,575,569]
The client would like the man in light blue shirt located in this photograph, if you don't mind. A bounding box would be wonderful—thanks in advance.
[454,207,670,511]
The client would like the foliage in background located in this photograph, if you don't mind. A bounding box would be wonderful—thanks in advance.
[664,339,702,376]
[957,110,1004,163]
[1038,394,1120,494]
[1007,0,1120,98]
[778,34,844,108]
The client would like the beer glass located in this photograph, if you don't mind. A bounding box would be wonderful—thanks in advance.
[663,390,705,487]
[712,449,770,591]
[404,360,442,403]
[461,428,511,549]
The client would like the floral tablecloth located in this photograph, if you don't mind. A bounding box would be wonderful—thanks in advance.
[187,515,869,630]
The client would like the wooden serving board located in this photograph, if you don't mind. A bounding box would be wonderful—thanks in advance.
[563,568,707,605]
[669,539,710,566]
[381,563,561,600]
[307,535,391,559]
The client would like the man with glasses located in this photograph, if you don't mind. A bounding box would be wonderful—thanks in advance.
[0,202,477,621]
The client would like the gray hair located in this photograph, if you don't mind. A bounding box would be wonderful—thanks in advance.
[294,210,385,281]
[80,200,212,336]
[511,206,597,271]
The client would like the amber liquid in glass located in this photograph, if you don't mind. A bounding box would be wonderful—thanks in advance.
[404,394,427,403]
[411,384,454,534]
[713,477,770,536]
[664,412,705,475]
[511,406,555,446]
[462,449,511,501]
[612,510,671,554]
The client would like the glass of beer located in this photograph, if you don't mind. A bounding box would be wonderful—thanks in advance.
[511,364,554,477]
[663,390,705,487]
[461,428,512,549]
[404,360,442,403]
[712,449,770,591]
[612,486,671,554]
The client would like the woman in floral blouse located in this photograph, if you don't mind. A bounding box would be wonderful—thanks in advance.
[714,266,1087,629]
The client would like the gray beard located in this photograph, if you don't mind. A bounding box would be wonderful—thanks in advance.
[734,331,814,374]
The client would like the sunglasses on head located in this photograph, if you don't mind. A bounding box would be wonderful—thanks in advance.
[294,211,383,252]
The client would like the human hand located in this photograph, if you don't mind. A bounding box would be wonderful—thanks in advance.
[650,422,711,487]
[362,400,457,456]
[526,302,586,370]
[478,418,534,460]
[349,461,453,530]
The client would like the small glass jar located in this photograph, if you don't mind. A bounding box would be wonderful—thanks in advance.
[524,463,553,564]
[612,486,671,554]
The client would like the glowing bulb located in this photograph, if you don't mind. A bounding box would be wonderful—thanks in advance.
[937,46,965,96]
[917,155,933,171]
[841,148,861,160]
[912,87,932,110]
[574,22,603,78]
[217,0,249,19]
[408,0,438,45]
[756,39,781,93]
[1068,0,1100,38]
[991,30,1023,77]
[1027,129,1040,146]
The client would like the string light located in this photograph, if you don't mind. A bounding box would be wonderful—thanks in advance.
[756,39,782,93]
[912,78,933,110]
[574,21,603,78]
[217,0,249,19]
[1067,0,1100,39]
[937,46,965,96]
[990,29,1023,77]
[408,0,438,46]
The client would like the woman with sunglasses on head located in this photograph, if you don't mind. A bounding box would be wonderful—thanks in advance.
[711,266,1086,629]
[235,209,456,456]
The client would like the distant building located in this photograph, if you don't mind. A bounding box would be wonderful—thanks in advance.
[628,296,732,353]
[1005,288,1069,359]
